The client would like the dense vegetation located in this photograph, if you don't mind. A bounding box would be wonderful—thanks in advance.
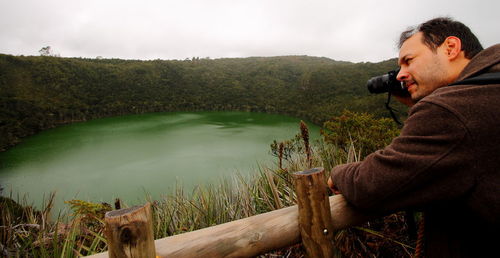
[0,53,404,151]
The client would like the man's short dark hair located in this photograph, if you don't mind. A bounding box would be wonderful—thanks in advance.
[399,17,483,59]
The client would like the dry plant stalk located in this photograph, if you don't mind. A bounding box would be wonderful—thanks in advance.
[300,120,312,168]
[278,142,284,170]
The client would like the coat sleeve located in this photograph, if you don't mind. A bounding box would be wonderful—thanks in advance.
[330,100,475,213]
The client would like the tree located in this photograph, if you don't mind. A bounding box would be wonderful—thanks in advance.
[39,46,52,56]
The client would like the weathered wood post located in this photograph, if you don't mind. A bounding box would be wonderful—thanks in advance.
[293,167,335,257]
[87,195,370,258]
[104,202,155,258]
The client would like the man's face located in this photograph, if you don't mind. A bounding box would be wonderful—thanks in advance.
[397,32,450,102]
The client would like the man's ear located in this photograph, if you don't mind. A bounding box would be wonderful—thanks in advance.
[443,36,463,60]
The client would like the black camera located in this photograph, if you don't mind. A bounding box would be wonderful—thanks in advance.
[366,69,407,94]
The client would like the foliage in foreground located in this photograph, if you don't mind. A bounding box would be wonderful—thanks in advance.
[321,110,400,158]
[0,112,415,257]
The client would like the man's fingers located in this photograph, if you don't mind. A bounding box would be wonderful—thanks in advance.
[327,177,341,194]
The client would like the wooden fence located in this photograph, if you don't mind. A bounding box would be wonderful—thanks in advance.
[87,168,370,258]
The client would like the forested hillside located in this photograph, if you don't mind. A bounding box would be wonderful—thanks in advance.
[0,54,401,151]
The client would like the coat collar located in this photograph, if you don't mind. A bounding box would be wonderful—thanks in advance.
[457,44,500,81]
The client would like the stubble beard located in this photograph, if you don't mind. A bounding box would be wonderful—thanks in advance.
[410,56,449,102]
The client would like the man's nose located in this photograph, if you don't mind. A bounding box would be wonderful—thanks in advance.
[396,68,408,82]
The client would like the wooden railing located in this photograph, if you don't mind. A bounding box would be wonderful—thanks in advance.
[87,168,370,258]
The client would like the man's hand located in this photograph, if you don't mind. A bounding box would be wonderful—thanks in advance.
[327,177,341,195]
[392,90,416,107]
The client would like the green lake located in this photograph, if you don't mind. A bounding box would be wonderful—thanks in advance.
[0,111,319,214]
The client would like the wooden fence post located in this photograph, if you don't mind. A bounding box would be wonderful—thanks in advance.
[88,195,370,258]
[104,202,155,258]
[293,167,335,257]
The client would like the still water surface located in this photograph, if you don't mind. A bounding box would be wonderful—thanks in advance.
[0,111,319,213]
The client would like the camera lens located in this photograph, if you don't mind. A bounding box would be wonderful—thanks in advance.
[367,74,391,94]
[367,69,405,94]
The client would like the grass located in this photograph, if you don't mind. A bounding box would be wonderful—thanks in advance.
[0,122,415,257]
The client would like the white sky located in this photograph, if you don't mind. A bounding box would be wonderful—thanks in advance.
[0,0,498,62]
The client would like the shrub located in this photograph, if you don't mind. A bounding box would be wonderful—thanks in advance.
[321,110,400,158]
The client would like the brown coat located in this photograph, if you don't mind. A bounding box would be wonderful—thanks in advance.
[330,44,500,257]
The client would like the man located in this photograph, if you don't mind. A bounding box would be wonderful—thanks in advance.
[328,17,499,257]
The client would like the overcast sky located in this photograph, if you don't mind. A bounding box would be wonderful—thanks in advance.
[1,0,498,63]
